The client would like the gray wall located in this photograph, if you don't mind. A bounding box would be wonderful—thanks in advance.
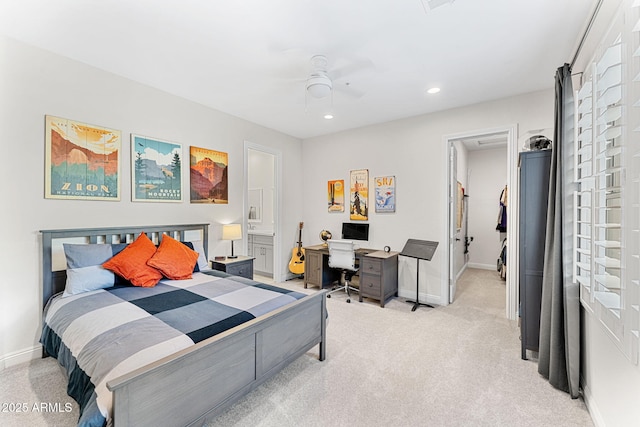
[302,90,553,305]
[467,146,508,270]
[0,35,303,367]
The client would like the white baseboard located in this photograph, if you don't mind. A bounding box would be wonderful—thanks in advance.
[581,377,603,427]
[0,345,42,371]
[456,263,468,281]
[467,262,497,271]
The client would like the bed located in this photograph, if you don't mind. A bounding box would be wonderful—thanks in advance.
[40,224,327,427]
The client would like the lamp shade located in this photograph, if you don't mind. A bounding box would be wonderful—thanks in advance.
[222,224,242,240]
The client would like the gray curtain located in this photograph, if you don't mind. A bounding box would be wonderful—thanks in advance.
[538,64,580,398]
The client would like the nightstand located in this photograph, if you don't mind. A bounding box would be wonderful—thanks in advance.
[211,255,254,280]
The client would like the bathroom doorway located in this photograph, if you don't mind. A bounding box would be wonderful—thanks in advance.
[245,142,281,281]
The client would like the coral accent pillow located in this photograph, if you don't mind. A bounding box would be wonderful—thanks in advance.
[147,234,199,280]
[102,233,163,287]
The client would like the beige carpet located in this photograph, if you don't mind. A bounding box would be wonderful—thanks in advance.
[0,268,593,426]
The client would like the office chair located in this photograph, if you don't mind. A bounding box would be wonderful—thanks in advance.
[326,239,359,303]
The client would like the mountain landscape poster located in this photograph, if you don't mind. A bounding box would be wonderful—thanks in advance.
[190,146,228,204]
[45,115,121,200]
[132,135,182,202]
[327,179,344,212]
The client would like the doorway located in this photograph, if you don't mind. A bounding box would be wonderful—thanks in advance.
[244,142,281,282]
[444,125,517,320]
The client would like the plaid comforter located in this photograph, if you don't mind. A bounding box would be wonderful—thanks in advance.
[41,271,306,427]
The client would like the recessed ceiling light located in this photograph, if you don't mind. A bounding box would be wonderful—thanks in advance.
[427,87,440,94]
[324,114,334,120]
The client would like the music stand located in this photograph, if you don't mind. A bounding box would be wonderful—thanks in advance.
[400,239,439,312]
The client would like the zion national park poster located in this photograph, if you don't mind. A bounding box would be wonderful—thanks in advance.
[45,115,121,200]
[189,146,228,204]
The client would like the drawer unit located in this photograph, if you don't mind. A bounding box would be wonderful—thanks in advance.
[211,256,254,280]
[361,258,382,275]
[359,273,382,297]
[224,261,253,279]
[358,251,398,307]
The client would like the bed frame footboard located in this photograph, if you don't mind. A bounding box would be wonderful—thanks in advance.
[107,289,327,427]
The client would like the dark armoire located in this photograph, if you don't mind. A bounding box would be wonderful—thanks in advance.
[518,149,551,359]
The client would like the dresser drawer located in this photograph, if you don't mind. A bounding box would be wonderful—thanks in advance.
[212,257,254,280]
[221,261,253,280]
[359,274,381,297]
[360,258,382,275]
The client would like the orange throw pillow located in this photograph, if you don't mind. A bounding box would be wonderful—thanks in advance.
[102,232,162,287]
[147,234,199,280]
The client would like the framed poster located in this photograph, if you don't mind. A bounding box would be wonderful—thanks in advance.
[349,169,369,220]
[374,175,396,213]
[190,146,228,204]
[45,115,121,200]
[131,135,182,202]
[328,179,345,212]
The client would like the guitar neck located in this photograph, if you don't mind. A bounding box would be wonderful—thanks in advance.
[296,223,303,250]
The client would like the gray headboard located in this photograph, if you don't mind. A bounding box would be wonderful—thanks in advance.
[40,224,209,308]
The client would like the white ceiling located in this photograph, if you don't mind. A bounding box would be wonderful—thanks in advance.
[0,0,595,139]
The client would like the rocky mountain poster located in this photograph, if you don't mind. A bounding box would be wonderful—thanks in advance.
[45,115,121,200]
[190,146,228,204]
[132,135,182,202]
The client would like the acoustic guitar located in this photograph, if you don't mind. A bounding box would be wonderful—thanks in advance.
[288,222,305,275]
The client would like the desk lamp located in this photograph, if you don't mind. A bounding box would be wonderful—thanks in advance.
[222,224,242,258]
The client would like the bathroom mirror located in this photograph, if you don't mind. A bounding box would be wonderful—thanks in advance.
[248,188,262,223]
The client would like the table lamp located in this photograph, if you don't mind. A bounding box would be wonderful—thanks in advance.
[222,223,242,258]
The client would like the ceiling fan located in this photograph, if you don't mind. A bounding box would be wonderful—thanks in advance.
[306,55,333,99]
[304,54,370,100]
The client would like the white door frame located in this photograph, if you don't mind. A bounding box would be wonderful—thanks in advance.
[244,141,283,281]
[448,142,458,304]
[442,124,518,319]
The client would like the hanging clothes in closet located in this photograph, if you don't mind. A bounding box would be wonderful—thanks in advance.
[496,185,507,232]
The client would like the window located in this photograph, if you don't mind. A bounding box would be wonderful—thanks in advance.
[574,0,639,363]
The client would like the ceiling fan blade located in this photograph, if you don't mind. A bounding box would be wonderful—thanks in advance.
[334,83,365,99]
[330,58,375,81]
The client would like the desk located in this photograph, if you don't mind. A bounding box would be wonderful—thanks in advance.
[303,244,398,307]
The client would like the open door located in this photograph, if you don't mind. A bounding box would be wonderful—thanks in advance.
[244,142,281,281]
[449,143,458,303]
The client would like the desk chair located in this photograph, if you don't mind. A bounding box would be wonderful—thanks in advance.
[327,239,359,303]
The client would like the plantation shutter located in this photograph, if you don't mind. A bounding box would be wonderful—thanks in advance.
[574,0,639,362]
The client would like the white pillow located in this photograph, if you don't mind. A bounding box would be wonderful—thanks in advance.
[62,243,123,296]
[188,240,211,271]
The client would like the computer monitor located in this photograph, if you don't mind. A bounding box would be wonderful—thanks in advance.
[341,222,369,241]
